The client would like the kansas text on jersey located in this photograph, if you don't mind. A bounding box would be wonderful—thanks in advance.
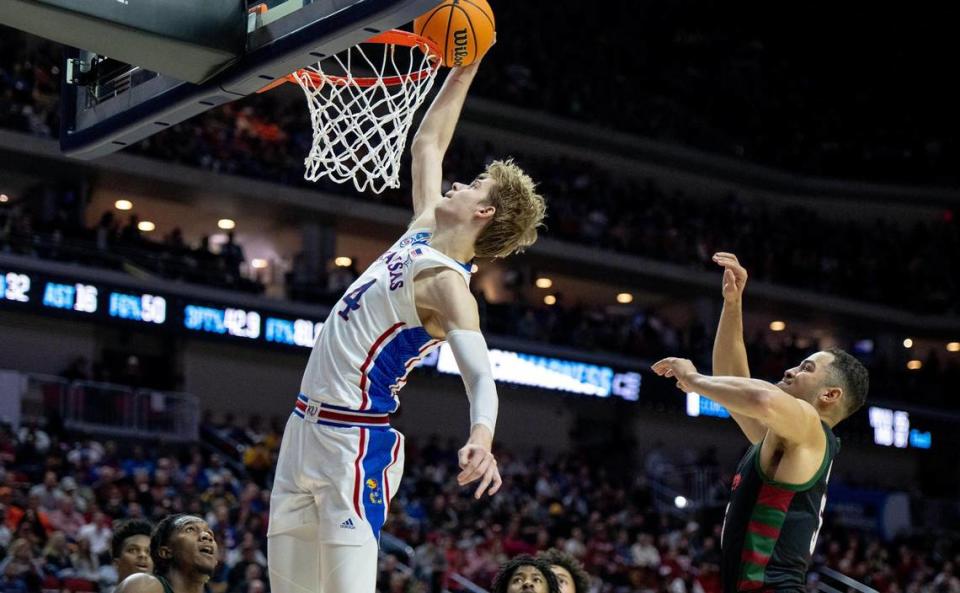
[299,228,472,416]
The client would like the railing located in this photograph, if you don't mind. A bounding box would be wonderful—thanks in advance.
[1,230,264,294]
[5,129,960,334]
[24,373,199,441]
[380,530,878,593]
[379,531,486,593]
[814,566,880,593]
[647,465,728,516]
[447,573,490,593]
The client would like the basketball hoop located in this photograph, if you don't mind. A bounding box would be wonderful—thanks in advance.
[261,30,441,194]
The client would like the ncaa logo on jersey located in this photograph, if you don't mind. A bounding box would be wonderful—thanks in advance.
[366,478,383,505]
[397,232,431,250]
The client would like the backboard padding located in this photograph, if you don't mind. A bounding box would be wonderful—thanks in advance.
[59,0,441,160]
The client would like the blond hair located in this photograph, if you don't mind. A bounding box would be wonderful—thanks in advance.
[474,159,546,259]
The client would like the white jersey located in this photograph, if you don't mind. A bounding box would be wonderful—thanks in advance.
[299,228,472,414]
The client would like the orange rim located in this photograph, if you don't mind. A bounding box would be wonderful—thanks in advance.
[257,30,441,93]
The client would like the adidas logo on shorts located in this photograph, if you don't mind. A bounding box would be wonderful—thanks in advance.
[340,518,356,530]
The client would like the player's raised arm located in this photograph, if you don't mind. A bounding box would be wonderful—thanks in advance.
[410,62,482,223]
[652,358,823,447]
[711,252,767,443]
[415,267,501,499]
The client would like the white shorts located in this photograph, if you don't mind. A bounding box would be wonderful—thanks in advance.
[268,398,405,546]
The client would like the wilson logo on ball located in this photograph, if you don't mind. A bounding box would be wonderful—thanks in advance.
[413,0,495,68]
[452,29,469,66]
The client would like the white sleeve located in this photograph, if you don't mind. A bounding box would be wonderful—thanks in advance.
[445,329,498,435]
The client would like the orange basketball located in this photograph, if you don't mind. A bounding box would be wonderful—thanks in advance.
[414,0,496,68]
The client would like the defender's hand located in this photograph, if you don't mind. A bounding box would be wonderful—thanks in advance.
[652,357,699,393]
[457,444,502,499]
[712,252,748,302]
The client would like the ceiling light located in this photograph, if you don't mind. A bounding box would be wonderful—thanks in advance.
[906,360,922,370]
[334,257,352,268]
[544,295,557,306]
[947,342,960,352]
[0,194,9,203]
[217,219,236,230]
[114,199,133,211]
[769,321,786,332]
[535,277,553,289]
[616,292,634,304]
[137,221,156,232]
[903,338,913,348]
[251,258,268,269]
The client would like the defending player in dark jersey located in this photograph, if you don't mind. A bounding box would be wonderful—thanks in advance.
[652,253,869,593]
[115,514,218,593]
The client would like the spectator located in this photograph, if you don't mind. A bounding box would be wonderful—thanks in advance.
[60,356,91,382]
[220,231,246,280]
[491,555,560,593]
[0,562,29,593]
[110,519,154,586]
[116,514,218,593]
[95,211,117,252]
[119,215,141,245]
[0,537,43,592]
[48,495,84,540]
[537,548,591,593]
[71,534,102,582]
[27,470,61,511]
[59,476,89,514]
[77,510,113,559]
[41,530,74,577]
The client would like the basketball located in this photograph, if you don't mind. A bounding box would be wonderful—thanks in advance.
[414,0,496,68]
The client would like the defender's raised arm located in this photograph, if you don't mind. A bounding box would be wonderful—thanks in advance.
[711,252,767,443]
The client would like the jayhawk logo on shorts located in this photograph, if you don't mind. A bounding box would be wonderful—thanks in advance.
[366,478,383,505]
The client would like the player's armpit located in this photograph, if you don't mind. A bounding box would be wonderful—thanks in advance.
[730,413,768,445]
[414,268,480,332]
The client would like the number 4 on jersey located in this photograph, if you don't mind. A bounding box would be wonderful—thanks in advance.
[338,279,376,321]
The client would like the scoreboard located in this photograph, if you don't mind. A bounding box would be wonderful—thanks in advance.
[0,267,641,402]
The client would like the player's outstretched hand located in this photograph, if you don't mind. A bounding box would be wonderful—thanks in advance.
[712,252,748,302]
[651,357,698,393]
[457,444,502,499]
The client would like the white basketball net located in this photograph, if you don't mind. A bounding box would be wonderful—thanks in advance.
[293,32,441,194]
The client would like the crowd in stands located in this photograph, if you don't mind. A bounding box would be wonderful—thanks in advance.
[2,29,958,317]
[0,193,264,294]
[4,179,960,409]
[473,2,959,186]
[2,29,960,409]
[1,414,959,593]
[3,23,960,593]
[0,31,59,138]
[4,6,959,186]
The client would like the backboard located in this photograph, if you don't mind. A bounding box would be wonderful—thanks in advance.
[52,0,441,159]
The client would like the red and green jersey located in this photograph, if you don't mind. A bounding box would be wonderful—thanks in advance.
[720,422,839,593]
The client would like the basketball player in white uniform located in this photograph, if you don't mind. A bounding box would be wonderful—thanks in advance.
[267,55,547,593]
